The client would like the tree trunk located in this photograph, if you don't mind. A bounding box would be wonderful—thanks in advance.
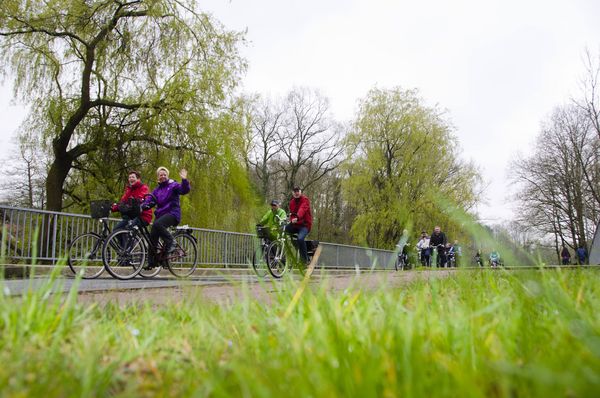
[45,155,72,212]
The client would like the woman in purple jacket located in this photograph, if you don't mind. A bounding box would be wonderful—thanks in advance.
[144,166,190,267]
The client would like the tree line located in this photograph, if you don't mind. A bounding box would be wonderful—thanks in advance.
[510,51,600,262]
[0,0,484,250]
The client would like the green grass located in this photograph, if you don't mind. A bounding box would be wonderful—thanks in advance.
[1,268,599,397]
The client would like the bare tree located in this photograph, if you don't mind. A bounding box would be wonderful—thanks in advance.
[1,131,48,208]
[277,87,344,195]
[247,88,344,203]
[575,49,600,140]
[247,97,286,200]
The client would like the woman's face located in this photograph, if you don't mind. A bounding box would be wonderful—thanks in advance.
[157,170,169,183]
[128,173,139,186]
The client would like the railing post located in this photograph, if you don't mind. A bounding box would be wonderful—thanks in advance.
[51,213,58,265]
[224,233,229,268]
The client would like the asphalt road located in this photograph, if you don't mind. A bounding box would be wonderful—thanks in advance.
[1,267,368,296]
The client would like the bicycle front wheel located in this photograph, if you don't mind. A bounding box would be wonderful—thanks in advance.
[266,240,288,278]
[252,244,269,278]
[102,229,146,280]
[394,256,403,271]
[138,262,162,278]
[166,233,198,278]
[67,232,105,279]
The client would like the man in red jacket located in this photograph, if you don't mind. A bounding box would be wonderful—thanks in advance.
[111,171,153,230]
[285,186,313,264]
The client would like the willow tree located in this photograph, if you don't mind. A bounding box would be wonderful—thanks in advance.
[0,0,246,211]
[343,87,481,248]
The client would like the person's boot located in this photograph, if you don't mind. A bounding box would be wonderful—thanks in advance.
[167,240,178,254]
[145,253,156,270]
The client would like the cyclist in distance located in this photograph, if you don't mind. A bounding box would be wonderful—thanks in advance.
[416,231,431,266]
[489,249,501,267]
[430,225,448,267]
[257,199,287,241]
[449,240,462,267]
[111,170,153,230]
[285,186,313,265]
[143,167,190,268]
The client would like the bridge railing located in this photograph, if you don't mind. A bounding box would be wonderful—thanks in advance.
[0,205,396,269]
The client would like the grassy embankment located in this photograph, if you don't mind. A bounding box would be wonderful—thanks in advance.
[1,265,599,397]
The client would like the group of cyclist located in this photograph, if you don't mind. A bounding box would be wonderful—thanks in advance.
[111,167,190,268]
[111,170,512,270]
[111,169,314,268]
[256,186,313,265]
[415,226,462,268]
[413,226,503,268]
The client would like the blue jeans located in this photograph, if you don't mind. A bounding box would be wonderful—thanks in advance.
[284,224,310,263]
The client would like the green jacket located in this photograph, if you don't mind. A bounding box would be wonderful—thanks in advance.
[259,208,287,240]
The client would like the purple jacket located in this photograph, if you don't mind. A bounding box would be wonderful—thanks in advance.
[149,179,190,222]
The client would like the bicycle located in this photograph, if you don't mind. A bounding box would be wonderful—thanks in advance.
[67,200,112,279]
[430,244,446,268]
[101,194,199,280]
[265,219,320,278]
[394,242,411,271]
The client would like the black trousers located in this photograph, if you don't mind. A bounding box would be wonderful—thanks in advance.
[150,214,178,250]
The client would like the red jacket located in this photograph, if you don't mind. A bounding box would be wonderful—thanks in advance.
[111,181,153,224]
[289,194,312,231]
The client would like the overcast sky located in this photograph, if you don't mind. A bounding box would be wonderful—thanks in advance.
[1,0,599,223]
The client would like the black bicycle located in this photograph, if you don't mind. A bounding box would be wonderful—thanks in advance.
[67,200,112,279]
[394,242,410,271]
[101,194,198,280]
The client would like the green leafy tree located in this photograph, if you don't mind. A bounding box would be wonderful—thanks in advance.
[343,87,481,248]
[0,0,246,211]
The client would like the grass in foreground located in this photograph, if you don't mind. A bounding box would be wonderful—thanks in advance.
[0,268,599,397]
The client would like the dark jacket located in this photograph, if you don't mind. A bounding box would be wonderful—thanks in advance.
[149,179,190,222]
[289,194,312,231]
[111,181,153,224]
[429,231,447,247]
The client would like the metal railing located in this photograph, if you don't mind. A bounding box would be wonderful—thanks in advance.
[0,205,396,270]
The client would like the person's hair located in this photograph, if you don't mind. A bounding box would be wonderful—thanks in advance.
[128,170,141,179]
[156,166,169,177]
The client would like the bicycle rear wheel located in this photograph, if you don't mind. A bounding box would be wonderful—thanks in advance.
[166,233,198,278]
[67,232,105,279]
[266,240,288,278]
[102,229,145,280]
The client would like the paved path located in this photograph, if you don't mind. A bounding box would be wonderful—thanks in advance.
[1,267,370,296]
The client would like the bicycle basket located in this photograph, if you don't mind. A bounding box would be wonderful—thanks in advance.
[117,198,141,218]
[256,225,271,239]
[90,200,112,219]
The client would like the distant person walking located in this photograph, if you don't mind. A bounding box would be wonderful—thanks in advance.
[576,245,588,265]
[560,246,571,265]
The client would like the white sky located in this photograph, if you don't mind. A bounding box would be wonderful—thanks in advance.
[1,0,599,223]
